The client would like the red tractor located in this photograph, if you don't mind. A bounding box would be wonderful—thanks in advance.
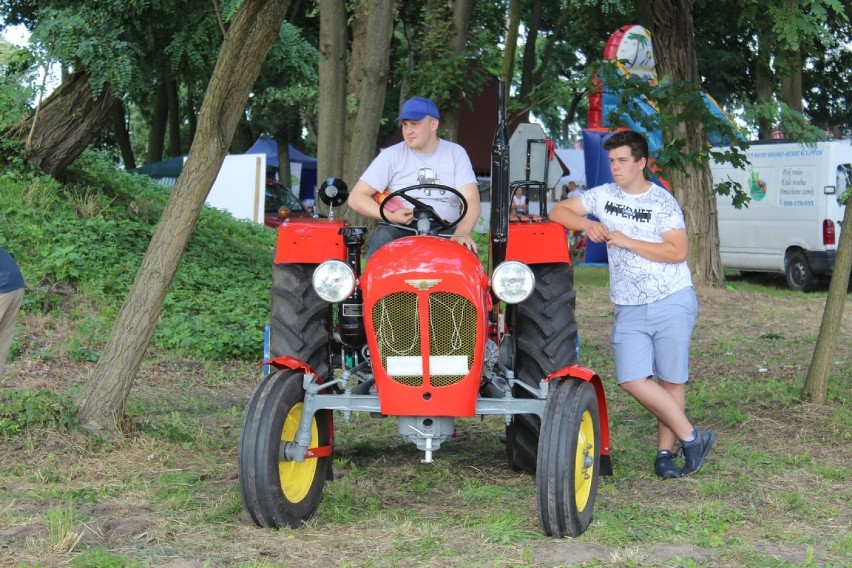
[238,84,612,538]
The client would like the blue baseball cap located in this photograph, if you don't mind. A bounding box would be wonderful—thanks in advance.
[397,97,440,121]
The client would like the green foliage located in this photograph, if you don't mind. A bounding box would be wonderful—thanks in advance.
[741,99,829,143]
[592,60,756,202]
[0,40,37,128]
[136,411,202,448]
[393,2,503,120]
[1,149,276,361]
[0,389,78,437]
[46,503,76,548]
[71,547,143,568]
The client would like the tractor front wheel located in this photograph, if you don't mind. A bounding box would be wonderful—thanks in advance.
[239,369,332,528]
[536,379,601,538]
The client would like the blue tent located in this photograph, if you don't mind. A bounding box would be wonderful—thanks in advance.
[245,138,318,202]
[133,140,318,201]
[132,156,185,186]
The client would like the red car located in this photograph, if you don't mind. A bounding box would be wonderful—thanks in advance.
[264,178,310,228]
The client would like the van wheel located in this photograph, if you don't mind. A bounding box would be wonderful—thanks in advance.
[786,250,818,292]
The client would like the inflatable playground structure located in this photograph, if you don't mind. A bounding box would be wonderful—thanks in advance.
[581,24,737,263]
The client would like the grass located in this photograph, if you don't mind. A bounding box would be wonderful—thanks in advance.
[2,270,848,567]
[0,160,850,566]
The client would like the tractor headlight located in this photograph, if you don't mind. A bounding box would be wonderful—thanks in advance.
[312,260,356,302]
[492,261,535,304]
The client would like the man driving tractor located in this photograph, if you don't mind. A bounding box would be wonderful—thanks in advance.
[346,96,481,257]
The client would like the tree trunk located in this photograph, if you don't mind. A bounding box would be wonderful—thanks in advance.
[780,52,803,113]
[439,0,475,142]
[755,28,774,140]
[76,0,292,434]
[517,0,542,113]
[342,0,394,228]
[502,0,522,85]
[231,116,256,153]
[112,101,136,171]
[645,0,724,287]
[802,199,852,402]
[276,128,291,189]
[2,70,116,177]
[146,81,168,163]
[778,0,802,114]
[317,0,347,181]
[186,89,198,143]
[166,76,182,157]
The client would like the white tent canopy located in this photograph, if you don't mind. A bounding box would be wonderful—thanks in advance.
[555,148,586,188]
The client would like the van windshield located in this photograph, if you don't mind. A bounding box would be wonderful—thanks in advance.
[837,165,851,203]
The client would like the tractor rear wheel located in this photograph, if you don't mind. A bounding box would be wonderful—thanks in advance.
[239,368,332,527]
[506,262,578,473]
[270,263,330,375]
[536,379,600,537]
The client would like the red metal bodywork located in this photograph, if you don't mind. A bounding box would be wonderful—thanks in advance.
[505,222,571,264]
[361,236,491,417]
[546,365,612,461]
[275,218,349,264]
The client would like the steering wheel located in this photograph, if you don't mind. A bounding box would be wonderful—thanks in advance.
[378,183,469,231]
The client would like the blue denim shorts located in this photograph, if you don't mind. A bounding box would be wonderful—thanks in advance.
[611,286,698,385]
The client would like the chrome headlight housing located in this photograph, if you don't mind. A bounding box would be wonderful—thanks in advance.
[312,260,356,302]
[491,261,535,304]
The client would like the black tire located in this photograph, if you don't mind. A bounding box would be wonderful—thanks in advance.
[536,380,601,538]
[239,368,332,528]
[786,250,818,292]
[506,262,578,473]
[271,263,331,376]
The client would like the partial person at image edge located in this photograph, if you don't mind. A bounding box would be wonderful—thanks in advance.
[0,246,25,382]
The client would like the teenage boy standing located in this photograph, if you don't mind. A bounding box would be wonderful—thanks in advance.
[550,130,715,479]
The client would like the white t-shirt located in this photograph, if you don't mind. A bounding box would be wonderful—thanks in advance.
[360,139,477,222]
[580,182,693,305]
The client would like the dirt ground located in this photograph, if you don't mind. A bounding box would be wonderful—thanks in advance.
[1,273,850,567]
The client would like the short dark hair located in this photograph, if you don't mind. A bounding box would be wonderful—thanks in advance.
[603,130,649,162]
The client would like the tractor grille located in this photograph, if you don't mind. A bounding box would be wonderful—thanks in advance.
[373,291,477,387]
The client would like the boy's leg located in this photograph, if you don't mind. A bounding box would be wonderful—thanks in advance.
[657,380,685,451]
[619,378,693,440]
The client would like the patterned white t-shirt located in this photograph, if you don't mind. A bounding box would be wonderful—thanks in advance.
[580,182,693,305]
[360,139,477,222]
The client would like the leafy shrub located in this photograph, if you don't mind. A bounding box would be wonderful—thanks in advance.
[0,389,78,437]
[1,149,276,361]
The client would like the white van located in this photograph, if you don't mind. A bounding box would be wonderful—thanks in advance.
[711,140,851,291]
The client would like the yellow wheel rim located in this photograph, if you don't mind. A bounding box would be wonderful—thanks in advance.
[574,409,595,511]
[279,402,319,503]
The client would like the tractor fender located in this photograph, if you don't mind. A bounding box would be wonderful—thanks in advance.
[264,355,319,380]
[506,222,571,264]
[545,364,612,470]
[275,218,349,264]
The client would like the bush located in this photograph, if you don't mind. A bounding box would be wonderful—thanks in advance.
[0,389,78,437]
[0,149,276,361]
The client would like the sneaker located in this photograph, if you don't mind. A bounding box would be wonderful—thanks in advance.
[654,450,681,479]
[680,429,716,476]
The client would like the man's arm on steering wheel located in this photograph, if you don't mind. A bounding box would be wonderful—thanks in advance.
[347,180,413,225]
[450,182,480,253]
